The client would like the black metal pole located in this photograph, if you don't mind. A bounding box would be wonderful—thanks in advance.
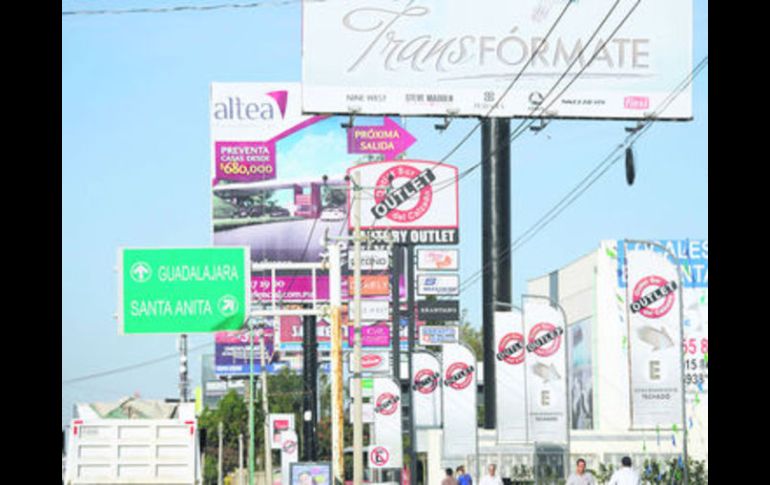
[481,118,512,429]
[302,314,318,461]
[406,245,417,485]
[392,245,402,381]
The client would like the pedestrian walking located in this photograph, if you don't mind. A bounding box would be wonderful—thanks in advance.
[608,456,641,485]
[456,465,472,485]
[479,464,503,485]
[442,468,458,485]
[566,458,596,485]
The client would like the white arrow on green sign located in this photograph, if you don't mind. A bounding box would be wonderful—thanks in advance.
[118,247,251,334]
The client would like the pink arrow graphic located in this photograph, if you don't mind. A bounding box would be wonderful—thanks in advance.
[347,116,417,161]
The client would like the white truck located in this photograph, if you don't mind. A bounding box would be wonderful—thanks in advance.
[64,401,203,484]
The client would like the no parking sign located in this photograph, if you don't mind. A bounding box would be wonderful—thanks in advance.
[369,446,390,468]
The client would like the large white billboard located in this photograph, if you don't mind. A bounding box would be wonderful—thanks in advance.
[622,240,684,430]
[302,0,692,119]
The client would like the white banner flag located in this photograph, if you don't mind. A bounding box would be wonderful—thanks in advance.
[372,377,403,469]
[623,240,684,429]
[494,309,528,443]
[412,351,442,429]
[523,296,568,444]
[441,343,477,460]
[280,430,299,485]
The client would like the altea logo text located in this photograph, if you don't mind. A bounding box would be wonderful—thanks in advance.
[213,91,289,121]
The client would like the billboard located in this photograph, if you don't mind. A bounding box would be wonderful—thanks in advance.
[416,248,459,271]
[372,377,403,469]
[302,0,693,119]
[569,318,594,430]
[523,296,568,444]
[289,463,331,485]
[441,343,477,461]
[346,160,459,245]
[214,328,286,376]
[622,240,684,429]
[412,351,442,429]
[211,83,352,265]
[494,310,528,443]
[269,413,296,450]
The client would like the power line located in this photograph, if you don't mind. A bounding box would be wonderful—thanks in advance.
[458,56,708,294]
[62,340,214,385]
[62,0,305,16]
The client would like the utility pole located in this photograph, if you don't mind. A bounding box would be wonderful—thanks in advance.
[239,433,245,485]
[179,334,189,402]
[406,245,417,485]
[328,241,344,485]
[259,321,273,485]
[352,171,364,485]
[249,318,256,485]
[218,421,224,485]
[302,314,318,461]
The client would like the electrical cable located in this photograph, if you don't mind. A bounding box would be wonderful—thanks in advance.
[62,340,214,384]
[62,0,306,16]
[457,56,708,294]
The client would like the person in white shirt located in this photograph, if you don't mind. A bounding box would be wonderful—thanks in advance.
[608,456,641,485]
[566,458,596,485]
[478,464,503,485]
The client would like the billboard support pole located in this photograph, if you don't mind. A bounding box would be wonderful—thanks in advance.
[481,118,512,429]
[406,244,417,485]
[303,314,319,461]
[352,171,364,485]
[391,243,402,485]
[260,321,273,485]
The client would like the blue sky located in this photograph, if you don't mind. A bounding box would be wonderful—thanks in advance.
[62,0,707,427]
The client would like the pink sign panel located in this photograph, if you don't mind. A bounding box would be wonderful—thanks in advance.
[348,324,391,347]
[215,141,276,182]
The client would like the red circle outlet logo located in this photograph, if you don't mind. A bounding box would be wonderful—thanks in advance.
[497,332,526,365]
[413,369,440,394]
[444,362,474,390]
[282,440,297,454]
[527,323,562,357]
[631,275,676,319]
[374,165,432,224]
[374,392,399,415]
[361,354,383,369]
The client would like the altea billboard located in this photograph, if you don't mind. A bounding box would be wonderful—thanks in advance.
[302,0,692,120]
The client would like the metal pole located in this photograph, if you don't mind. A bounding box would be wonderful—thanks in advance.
[329,243,345,485]
[179,334,189,402]
[481,118,512,429]
[240,433,245,485]
[392,245,402,380]
[219,421,224,485]
[352,171,364,485]
[303,315,318,461]
[676,250,689,484]
[249,320,256,485]
[391,244,402,485]
[406,245,416,485]
[260,323,273,485]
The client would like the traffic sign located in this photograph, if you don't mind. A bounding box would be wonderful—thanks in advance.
[118,247,251,334]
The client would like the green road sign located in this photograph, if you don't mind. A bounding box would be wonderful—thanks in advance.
[118,247,251,334]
